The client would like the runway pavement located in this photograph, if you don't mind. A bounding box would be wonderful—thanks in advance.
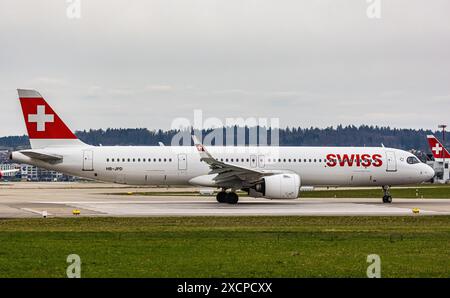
[1,182,450,218]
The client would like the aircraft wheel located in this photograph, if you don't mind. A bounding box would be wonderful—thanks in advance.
[226,192,239,204]
[216,191,227,203]
[382,195,392,204]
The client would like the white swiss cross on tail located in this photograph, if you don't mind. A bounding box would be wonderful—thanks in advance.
[432,143,442,155]
[28,105,54,132]
[17,89,86,149]
[427,135,450,159]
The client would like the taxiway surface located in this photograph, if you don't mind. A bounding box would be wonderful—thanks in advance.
[1,182,450,217]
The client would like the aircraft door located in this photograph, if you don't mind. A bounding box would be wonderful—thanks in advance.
[82,150,94,171]
[385,151,397,172]
[350,170,372,185]
[145,170,166,185]
[178,154,187,171]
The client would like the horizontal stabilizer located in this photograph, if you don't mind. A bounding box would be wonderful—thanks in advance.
[20,150,63,161]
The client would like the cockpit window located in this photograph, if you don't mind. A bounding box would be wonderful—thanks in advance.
[407,156,420,164]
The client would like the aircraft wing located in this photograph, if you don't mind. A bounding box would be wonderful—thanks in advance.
[192,136,273,188]
[19,150,63,162]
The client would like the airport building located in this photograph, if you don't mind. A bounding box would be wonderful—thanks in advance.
[1,163,64,181]
[427,158,450,184]
[0,163,19,177]
[19,164,65,182]
[1,162,74,182]
[1,163,75,182]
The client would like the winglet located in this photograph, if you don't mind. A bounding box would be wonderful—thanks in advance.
[192,135,213,160]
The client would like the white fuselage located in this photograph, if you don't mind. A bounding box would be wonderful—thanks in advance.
[12,145,434,187]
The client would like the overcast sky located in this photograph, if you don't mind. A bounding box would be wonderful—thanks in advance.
[1,0,449,136]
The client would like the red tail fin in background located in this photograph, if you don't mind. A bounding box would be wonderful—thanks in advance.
[427,135,450,159]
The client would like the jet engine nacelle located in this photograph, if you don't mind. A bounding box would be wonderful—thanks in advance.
[251,173,300,199]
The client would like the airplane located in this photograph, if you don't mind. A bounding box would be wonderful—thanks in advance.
[10,89,435,204]
[0,168,19,179]
[427,135,450,160]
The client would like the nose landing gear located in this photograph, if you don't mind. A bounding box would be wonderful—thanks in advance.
[216,190,239,204]
[382,185,392,203]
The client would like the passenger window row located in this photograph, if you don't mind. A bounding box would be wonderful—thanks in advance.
[107,158,173,163]
[106,157,376,164]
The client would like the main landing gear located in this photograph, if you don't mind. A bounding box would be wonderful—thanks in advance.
[216,190,239,204]
[382,185,392,203]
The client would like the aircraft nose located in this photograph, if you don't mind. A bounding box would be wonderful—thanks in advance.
[423,164,435,181]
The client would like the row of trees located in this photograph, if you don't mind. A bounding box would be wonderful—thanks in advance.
[1,125,448,153]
